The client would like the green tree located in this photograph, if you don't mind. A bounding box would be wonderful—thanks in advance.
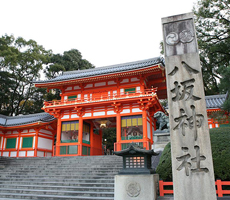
[0,34,51,116]
[218,66,230,113]
[44,49,94,79]
[193,0,230,95]
[43,49,94,101]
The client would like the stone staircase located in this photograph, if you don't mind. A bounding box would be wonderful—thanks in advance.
[0,155,123,200]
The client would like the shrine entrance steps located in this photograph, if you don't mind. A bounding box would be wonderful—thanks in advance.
[0,155,122,200]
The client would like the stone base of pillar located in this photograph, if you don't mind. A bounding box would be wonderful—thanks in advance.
[114,174,159,200]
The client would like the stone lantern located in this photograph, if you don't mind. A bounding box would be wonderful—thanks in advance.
[114,144,159,200]
[114,143,158,174]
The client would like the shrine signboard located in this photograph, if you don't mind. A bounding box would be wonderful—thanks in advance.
[162,13,217,200]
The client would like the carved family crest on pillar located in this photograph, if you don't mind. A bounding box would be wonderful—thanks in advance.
[162,13,217,200]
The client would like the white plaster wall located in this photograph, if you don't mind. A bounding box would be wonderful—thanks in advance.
[3,152,9,157]
[85,84,93,88]
[95,82,106,87]
[121,79,129,83]
[107,111,116,115]
[15,138,18,150]
[37,151,44,157]
[33,136,36,148]
[83,113,92,117]
[65,86,72,91]
[61,115,69,119]
[19,151,26,157]
[3,138,6,149]
[108,81,116,85]
[147,121,151,139]
[10,151,17,157]
[93,112,105,116]
[120,89,124,95]
[132,108,142,113]
[136,86,141,92]
[121,109,130,114]
[19,137,22,149]
[74,85,81,90]
[71,114,78,118]
[131,77,139,82]
[29,129,35,133]
[46,152,52,157]
[27,151,34,156]
[38,137,53,150]
[83,133,90,141]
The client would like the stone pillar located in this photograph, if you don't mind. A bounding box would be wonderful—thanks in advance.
[162,13,216,200]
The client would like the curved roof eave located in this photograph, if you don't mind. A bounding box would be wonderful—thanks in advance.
[0,113,56,128]
[34,57,165,86]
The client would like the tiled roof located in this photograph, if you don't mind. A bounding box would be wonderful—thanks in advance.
[205,93,227,109]
[34,57,164,84]
[0,112,55,127]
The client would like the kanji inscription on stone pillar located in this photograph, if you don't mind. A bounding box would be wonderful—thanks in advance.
[162,13,217,200]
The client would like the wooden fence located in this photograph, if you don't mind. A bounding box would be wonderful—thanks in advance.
[159,180,230,197]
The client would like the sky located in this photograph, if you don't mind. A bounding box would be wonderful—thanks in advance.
[1,0,196,68]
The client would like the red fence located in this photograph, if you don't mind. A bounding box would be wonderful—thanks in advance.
[159,180,230,197]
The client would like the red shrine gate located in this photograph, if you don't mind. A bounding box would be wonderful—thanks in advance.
[34,58,167,156]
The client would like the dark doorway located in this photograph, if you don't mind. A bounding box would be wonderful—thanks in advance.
[102,127,116,155]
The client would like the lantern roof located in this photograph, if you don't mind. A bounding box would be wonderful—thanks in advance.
[114,143,159,156]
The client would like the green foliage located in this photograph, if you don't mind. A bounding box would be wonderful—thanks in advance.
[218,66,230,113]
[193,0,230,95]
[211,127,230,180]
[0,34,94,115]
[156,127,230,181]
[0,34,51,116]
[156,142,172,181]
[44,49,94,79]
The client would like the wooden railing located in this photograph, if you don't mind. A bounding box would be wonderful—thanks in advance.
[159,180,230,197]
[159,180,173,196]
[216,180,230,197]
[44,88,157,107]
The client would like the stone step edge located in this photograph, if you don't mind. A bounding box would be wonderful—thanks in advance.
[0,188,114,194]
[0,192,114,199]
[0,181,114,185]
[0,184,114,190]
[0,178,114,181]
